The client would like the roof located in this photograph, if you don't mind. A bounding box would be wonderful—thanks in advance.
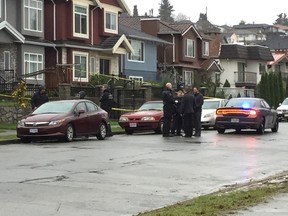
[195,13,221,34]
[219,44,274,61]
[119,24,172,44]
[0,21,25,43]
[261,33,288,50]
[267,52,288,65]
[201,59,223,72]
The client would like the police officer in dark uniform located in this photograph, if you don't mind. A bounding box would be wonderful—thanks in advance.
[162,82,176,137]
[180,87,195,137]
[193,86,204,137]
[171,89,184,136]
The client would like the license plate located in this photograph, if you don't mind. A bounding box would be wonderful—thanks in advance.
[29,128,38,133]
[129,123,137,127]
[231,118,239,123]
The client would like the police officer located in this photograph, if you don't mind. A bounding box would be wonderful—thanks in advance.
[180,87,195,137]
[193,86,204,137]
[162,82,176,137]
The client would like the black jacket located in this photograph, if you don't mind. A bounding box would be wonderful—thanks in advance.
[181,92,195,114]
[194,92,204,112]
[31,91,49,109]
[162,88,175,115]
[100,89,113,113]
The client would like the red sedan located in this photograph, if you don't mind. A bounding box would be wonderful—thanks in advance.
[118,101,163,135]
[17,99,109,142]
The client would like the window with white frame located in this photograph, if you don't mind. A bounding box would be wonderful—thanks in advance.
[185,39,195,58]
[90,57,96,75]
[202,41,209,56]
[184,71,194,86]
[129,76,143,87]
[73,52,88,82]
[74,4,88,38]
[128,40,144,62]
[24,53,43,80]
[0,0,2,18]
[105,10,117,33]
[24,0,43,32]
[4,51,10,70]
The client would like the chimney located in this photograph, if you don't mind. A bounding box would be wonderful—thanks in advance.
[140,18,160,37]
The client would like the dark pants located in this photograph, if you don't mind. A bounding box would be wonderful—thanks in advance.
[182,113,193,137]
[194,110,202,136]
[163,112,173,136]
[171,113,182,135]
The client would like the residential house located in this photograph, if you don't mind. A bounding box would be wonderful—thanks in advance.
[120,15,223,87]
[219,44,274,92]
[118,23,172,82]
[0,0,54,87]
[262,33,288,79]
[44,0,133,88]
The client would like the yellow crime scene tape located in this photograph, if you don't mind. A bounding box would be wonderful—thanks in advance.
[112,107,137,112]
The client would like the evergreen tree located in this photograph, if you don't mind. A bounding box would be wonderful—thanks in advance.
[286,78,288,97]
[278,72,284,102]
[274,13,288,26]
[273,73,280,108]
[158,0,174,22]
[133,5,138,17]
[268,72,275,107]
[223,79,230,87]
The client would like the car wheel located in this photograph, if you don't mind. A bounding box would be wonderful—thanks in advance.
[154,119,163,134]
[20,138,31,143]
[96,122,107,140]
[256,118,265,134]
[235,129,241,133]
[217,128,225,134]
[125,129,134,135]
[65,124,74,142]
[271,118,279,132]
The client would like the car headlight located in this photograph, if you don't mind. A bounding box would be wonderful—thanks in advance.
[18,120,25,127]
[141,116,155,121]
[49,119,65,125]
[119,116,128,122]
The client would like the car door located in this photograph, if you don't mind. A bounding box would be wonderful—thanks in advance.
[260,100,273,128]
[85,101,102,134]
[73,102,89,135]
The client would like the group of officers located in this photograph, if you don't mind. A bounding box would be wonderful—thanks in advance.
[162,82,204,137]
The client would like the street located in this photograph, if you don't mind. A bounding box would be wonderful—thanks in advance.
[0,123,288,216]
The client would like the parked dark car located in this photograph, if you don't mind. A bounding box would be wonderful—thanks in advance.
[215,98,279,134]
[118,101,163,135]
[17,100,109,142]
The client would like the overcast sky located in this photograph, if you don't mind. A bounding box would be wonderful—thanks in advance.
[124,0,287,26]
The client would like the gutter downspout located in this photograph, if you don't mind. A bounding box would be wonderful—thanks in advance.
[4,0,6,20]
[50,0,58,64]
[172,34,175,62]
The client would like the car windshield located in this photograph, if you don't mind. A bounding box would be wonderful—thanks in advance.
[282,98,288,105]
[139,102,163,111]
[225,99,256,108]
[202,100,220,109]
[33,101,75,114]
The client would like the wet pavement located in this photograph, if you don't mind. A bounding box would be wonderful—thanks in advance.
[1,125,288,215]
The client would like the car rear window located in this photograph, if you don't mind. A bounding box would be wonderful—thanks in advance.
[202,101,220,109]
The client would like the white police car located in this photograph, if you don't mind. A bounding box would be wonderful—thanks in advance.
[277,97,288,122]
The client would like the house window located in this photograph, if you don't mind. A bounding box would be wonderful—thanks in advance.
[24,52,43,80]
[4,51,10,70]
[128,40,144,62]
[90,57,96,75]
[24,0,43,32]
[184,71,194,86]
[100,59,110,75]
[202,41,209,56]
[185,39,195,58]
[0,0,2,18]
[105,10,117,33]
[73,52,88,82]
[259,63,266,74]
[74,4,88,38]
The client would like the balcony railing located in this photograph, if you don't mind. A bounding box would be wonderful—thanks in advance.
[234,71,257,86]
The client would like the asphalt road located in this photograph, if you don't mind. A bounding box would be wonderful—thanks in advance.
[0,123,288,216]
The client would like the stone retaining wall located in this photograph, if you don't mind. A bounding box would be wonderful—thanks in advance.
[0,106,31,124]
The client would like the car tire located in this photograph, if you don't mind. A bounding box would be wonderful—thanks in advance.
[125,129,134,135]
[235,129,241,133]
[96,122,107,140]
[64,124,74,142]
[154,119,163,134]
[271,118,279,132]
[217,128,225,134]
[256,118,265,134]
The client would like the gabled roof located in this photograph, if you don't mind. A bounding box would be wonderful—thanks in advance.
[0,21,25,43]
[119,16,202,39]
[219,44,274,61]
[96,0,130,14]
[119,24,172,44]
[201,59,223,72]
[101,34,133,54]
[268,52,288,65]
